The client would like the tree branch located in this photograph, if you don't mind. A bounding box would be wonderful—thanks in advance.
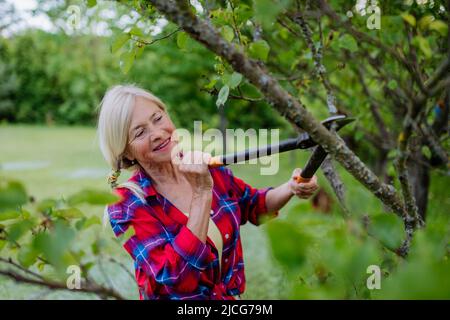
[135,27,182,46]
[147,0,408,221]
[317,0,428,95]
[0,269,126,300]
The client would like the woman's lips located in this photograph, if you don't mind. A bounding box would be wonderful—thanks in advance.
[153,137,171,152]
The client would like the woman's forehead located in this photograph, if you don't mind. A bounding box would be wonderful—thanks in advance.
[130,98,160,121]
[134,96,160,113]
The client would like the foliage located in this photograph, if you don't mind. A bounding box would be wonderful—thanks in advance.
[266,190,449,299]
[0,175,127,298]
[0,18,288,131]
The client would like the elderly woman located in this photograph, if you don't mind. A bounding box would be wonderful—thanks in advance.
[97,84,318,300]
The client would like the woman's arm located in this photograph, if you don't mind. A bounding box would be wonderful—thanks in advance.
[187,191,212,243]
[178,151,214,243]
[265,182,294,213]
[265,168,319,213]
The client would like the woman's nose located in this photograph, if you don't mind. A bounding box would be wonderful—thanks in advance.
[150,131,166,144]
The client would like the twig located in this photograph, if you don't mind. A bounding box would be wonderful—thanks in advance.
[286,11,337,114]
[354,65,392,147]
[321,156,350,218]
[0,257,45,282]
[0,269,126,300]
[134,27,181,46]
[227,0,242,44]
[108,257,135,281]
[317,0,428,95]
[200,86,264,102]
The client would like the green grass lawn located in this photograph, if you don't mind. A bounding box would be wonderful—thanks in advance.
[0,124,448,299]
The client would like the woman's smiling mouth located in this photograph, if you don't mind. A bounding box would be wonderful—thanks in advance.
[153,137,171,152]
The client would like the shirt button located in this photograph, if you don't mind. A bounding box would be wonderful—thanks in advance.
[224,258,228,263]
[213,292,217,296]
[225,233,230,239]
[210,209,214,215]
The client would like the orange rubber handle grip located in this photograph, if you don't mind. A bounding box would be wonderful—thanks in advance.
[208,156,224,168]
[294,175,311,184]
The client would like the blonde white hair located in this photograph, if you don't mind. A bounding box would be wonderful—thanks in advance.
[96,84,168,207]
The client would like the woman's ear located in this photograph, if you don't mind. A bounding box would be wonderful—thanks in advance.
[122,147,135,162]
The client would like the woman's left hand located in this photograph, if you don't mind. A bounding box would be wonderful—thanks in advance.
[288,168,319,199]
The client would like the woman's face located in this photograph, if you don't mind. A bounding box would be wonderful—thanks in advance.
[125,97,177,166]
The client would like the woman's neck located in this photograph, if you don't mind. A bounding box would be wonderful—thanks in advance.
[140,161,184,187]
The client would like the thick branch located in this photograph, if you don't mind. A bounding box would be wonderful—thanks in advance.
[321,156,350,218]
[286,12,337,114]
[0,269,126,300]
[148,0,407,220]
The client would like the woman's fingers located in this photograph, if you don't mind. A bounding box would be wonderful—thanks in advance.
[177,151,213,192]
[291,168,302,178]
[289,168,318,199]
[178,151,212,179]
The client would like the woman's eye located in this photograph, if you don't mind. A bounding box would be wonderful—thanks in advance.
[155,115,162,122]
[135,129,144,138]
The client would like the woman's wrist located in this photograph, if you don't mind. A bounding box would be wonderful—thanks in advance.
[284,181,295,198]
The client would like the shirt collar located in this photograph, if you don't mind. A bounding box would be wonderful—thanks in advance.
[129,166,158,199]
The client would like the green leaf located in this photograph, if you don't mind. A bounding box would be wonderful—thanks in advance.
[32,221,76,272]
[338,34,358,52]
[253,0,291,29]
[176,32,188,49]
[387,79,398,90]
[228,72,243,89]
[18,245,39,268]
[216,85,229,108]
[421,146,431,159]
[67,189,120,206]
[117,226,135,245]
[111,33,130,54]
[75,216,101,230]
[87,0,97,8]
[203,78,217,90]
[368,213,405,250]
[119,51,135,74]
[266,220,310,269]
[401,13,416,27]
[83,216,101,228]
[7,220,34,242]
[53,207,84,219]
[428,20,448,37]
[418,15,434,30]
[129,26,143,37]
[248,40,270,62]
[36,198,57,214]
[134,44,145,59]
[91,238,106,255]
[235,4,253,25]
[345,240,380,285]
[412,36,432,58]
[82,261,95,272]
[0,181,28,212]
[0,210,20,221]
[0,239,6,251]
[221,25,235,42]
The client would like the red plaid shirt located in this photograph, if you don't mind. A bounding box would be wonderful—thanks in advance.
[106,166,278,300]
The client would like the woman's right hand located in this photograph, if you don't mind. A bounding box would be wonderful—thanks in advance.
[175,150,213,195]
